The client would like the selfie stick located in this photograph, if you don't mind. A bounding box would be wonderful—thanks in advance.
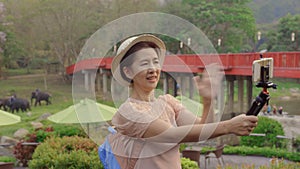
[246,50,277,116]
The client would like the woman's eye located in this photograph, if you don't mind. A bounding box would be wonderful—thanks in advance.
[141,62,148,66]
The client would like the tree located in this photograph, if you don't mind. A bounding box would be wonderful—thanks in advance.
[0,1,27,78]
[2,0,160,79]
[3,0,41,69]
[276,13,300,51]
[32,0,105,77]
[3,0,105,79]
[2,31,26,68]
[260,13,300,52]
[101,0,159,21]
[162,0,257,53]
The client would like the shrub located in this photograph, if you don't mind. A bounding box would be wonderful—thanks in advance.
[28,136,103,169]
[33,125,86,143]
[52,125,86,137]
[0,156,16,163]
[35,126,55,142]
[13,133,38,167]
[181,157,199,169]
[13,125,86,167]
[13,126,55,167]
[293,136,300,152]
[220,158,300,169]
[240,116,286,148]
[223,145,300,162]
[179,143,188,152]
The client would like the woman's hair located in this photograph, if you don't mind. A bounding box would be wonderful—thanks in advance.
[119,42,160,84]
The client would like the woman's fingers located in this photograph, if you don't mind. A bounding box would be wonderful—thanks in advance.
[229,114,258,136]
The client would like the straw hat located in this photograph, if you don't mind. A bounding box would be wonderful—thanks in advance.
[111,34,166,86]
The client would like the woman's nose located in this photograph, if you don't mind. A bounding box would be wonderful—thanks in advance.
[148,62,156,70]
[148,67,155,73]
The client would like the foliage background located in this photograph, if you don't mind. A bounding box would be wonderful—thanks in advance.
[0,0,299,78]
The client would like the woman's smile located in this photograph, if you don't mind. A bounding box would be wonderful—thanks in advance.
[146,73,158,83]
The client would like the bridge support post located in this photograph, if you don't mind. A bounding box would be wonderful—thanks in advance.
[174,74,182,96]
[90,72,96,92]
[227,76,235,116]
[96,71,101,92]
[189,74,194,99]
[246,76,253,109]
[180,73,188,96]
[102,69,108,94]
[172,73,178,97]
[111,77,115,98]
[237,76,244,113]
[179,74,184,96]
[163,72,169,94]
[216,77,225,120]
[82,70,90,91]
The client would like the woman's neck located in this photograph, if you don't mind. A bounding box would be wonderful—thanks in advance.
[131,89,155,102]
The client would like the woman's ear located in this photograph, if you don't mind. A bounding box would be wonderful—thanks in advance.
[123,66,133,79]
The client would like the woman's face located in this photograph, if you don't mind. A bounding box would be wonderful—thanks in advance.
[124,47,161,92]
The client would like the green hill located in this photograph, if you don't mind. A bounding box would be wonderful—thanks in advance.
[249,0,300,24]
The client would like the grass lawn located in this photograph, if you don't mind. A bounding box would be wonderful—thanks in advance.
[0,73,75,137]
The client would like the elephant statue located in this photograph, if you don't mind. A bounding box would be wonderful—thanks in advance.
[31,90,51,106]
[9,97,31,113]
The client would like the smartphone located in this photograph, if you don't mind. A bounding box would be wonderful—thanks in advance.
[252,58,274,82]
[246,57,274,116]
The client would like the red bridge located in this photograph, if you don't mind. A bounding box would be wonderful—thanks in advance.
[66,52,300,79]
[67,51,300,116]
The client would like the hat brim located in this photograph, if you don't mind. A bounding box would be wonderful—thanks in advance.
[111,34,166,86]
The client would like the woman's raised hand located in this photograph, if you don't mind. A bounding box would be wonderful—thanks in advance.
[193,63,223,99]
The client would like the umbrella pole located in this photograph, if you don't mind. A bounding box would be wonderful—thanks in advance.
[87,123,90,135]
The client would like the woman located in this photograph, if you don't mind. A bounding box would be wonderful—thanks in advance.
[107,34,258,169]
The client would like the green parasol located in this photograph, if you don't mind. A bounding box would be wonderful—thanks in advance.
[48,98,117,134]
[0,109,21,126]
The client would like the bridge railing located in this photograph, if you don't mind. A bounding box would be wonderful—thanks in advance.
[218,52,300,69]
[66,52,300,78]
